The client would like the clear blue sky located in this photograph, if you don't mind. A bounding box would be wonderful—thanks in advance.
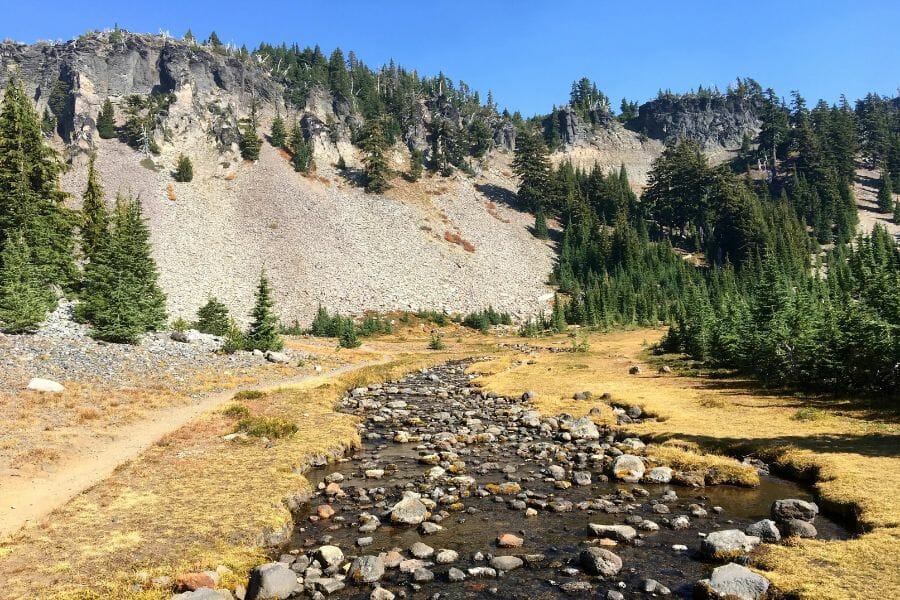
[4,1,898,115]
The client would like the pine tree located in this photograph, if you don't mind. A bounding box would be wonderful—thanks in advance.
[0,230,53,332]
[270,113,286,148]
[195,297,230,336]
[361,118,391,193]
[339,318,361,348]
[96,98,116,139]
[184,29,194,43]
[289,122,313,173]
[894,200,900,225]
[40,109,56,136]
[877,167,894,212]
[173,154,193,182]
[78,195,167,343]
[245,271,283,351]
[512,127,551,212]
[81,154,108,263]
[0,76,77,292]
[240,120,261,161]
[207,31,223,51]
[552,293,567,332]
[407,148,423,182]
[534,207,549,239]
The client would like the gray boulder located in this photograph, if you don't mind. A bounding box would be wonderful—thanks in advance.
[490,555,524,572]
[696,562,770,600]
[349,555,385,583]
[579,547,623,576]
[700,530,760,561]
[570,416,600,440]
[26,377,64,393]
[611,454,645,482]
[245,562,300,600]
[782,518,817,538]
[264,351,290,364]
[772,499,818,522]
[745,519,780,542]
[315,545,344,567]
[172,589,233,600]
[588,523,637,542]
[646,466,673,483]
[390,495,427,525]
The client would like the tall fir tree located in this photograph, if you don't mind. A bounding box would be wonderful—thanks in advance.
[0,230,53,332]
[512,127,551,212]
[878,167,894,212]
[289,122,313,173]
[78,195,166,343]
[80,154,108,263]
[245,270,283,351]
[361,118,391,193]
[96,98,117,139]
[173,154,193,182]
[0,76,77,292]
[534,207,549,240]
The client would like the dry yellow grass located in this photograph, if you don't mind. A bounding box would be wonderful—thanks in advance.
[472,328,900,599]
[0,335,487,600]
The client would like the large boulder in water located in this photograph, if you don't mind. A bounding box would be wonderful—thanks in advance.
[579,547,622,576]
[772,499,818,522]
[611,454,645,482]
[245,562,300,600]
[696,562,770,600]
[700,530,760,561]
[390,494,428,525]
[569,416,600,440]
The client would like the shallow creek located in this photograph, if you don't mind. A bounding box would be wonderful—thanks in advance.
[288,360,846,599]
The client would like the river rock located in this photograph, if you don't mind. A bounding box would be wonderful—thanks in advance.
[497,533,524,548]
[349,555,385,583]
[588,523,637,542]
[611,454,645,482]
[315,545,344,567]
[172,589,233,600]
[447,567,466,582]
[409,542,434,558]
[782,518,817,538]
[390,495,427,524]
[772,499,818,522]
[490,555,524,571]
[435,549,459,564]
[700,530,760,561]
[579,547,623,576]
[370,588,395,600]
[696,562,770,600]
[245,562,300,600]
[413,567,435,582]
[646,466,673,483]
[745,519,780,542]
[642,579,671,595]
[570,416,600,440]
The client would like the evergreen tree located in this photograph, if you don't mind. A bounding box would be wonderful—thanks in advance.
[289,122,313,173]
[78,195,167,343]
[407,148,423,182]
[173,154,193,182]
[0,230,53,332]
[244,271,283,351]
[81,154,108,263]
[0,76,77,292]
[239,119,261,161]
[207,31,223,51]
[194,297,230,336]
[339,318,361,348]
[512,127,551,212]
[184,29,194,43]
[894,200,900,225]
[878,167,894,213]
[361,118,391,193]
[551,293,567,332]
[96,98,117,139]
[40,109,56,136]
[534,207,549,240]
[270,113,286,148]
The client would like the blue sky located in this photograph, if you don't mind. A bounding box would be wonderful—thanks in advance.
[4,1,898,115]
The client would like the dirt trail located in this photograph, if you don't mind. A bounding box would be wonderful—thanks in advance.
[0,351,391,539]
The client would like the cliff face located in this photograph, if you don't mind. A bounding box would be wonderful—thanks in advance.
[629,94,762,149]
[0,31,281,149]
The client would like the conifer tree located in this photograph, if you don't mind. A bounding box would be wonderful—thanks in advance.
[878,167,894,212]
[194,297,230,336]
[40,109,56,136]
[361,118,391,193]
[78,195,166,343]
[270,113,286,148]
[339,318,361,348]
[894,200,900,225]
[96,98,117,139]
[0,76,77,291]
[173,154,193,182]
[512,127,551,212]
[551,293,567,332]
[407,148,423,182]
[0,230,53,332]
[239,102,261,161]
[244,271,283,351]
[81,154,108,263]
[207,31,223,51]
[184,29,195,43]
[534,207,549,239]
[289,122,313,173]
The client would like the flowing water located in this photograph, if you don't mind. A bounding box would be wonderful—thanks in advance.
[287,360,846,599]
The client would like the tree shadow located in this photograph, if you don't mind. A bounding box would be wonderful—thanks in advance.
[646,430,900,459]
[337,166,367,188]
[476,183,521,211]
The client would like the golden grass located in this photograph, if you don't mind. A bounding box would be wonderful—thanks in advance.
[473,328,900,599]
[0,349,474,600]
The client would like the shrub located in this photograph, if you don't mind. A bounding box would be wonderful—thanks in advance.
[235,415,298,438]
[172,316,189,332]
[462,306,511,333]
[415,309,450,326]
[233,389,266,401]
[339,320,361,348]
[428,333,445,350]
[195,298,230,336]
[221,319,245,354]
[223,403,250,419]
[173,154,193,182]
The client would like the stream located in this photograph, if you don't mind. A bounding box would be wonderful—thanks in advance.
[279,360,846,599]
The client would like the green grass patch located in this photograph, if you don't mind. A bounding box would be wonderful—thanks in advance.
[235,416,298,439]
[233,389,266,401]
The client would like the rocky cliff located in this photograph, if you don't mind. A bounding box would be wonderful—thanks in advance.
[629,93,762,149]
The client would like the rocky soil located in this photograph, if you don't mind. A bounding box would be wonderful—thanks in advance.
[174,361,843,600]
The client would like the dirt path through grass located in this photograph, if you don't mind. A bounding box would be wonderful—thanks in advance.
[0,349,392,538]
